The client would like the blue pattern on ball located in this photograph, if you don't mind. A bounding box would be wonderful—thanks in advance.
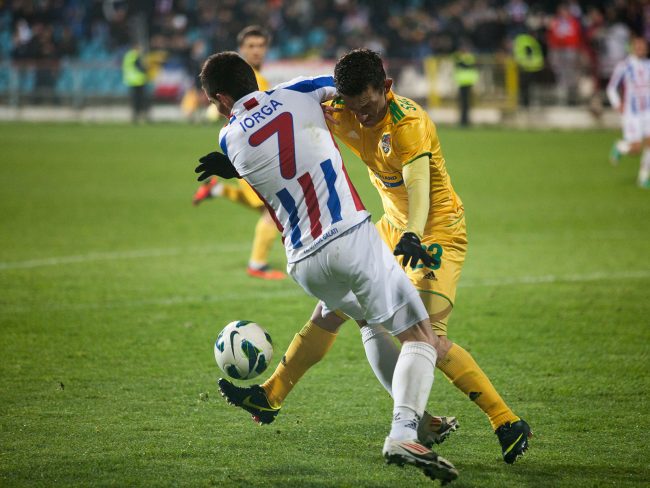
[226,364,241,379]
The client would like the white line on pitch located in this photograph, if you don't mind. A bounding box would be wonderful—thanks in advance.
[0,244,248,270]
[459,269,650,288]
[2,269,648,314]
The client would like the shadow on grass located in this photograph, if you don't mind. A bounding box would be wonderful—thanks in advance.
[455,459,650,488]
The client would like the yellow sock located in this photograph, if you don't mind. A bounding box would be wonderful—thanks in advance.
[437,343,519,430]
[250,217,277,265]
[221,185,251,206]
[262,321,337,407]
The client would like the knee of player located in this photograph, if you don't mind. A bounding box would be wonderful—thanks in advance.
[435,335,454,360]
[310,305,346,333]
[396,319,437,344]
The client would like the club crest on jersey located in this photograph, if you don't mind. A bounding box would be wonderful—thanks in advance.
[381,133,391,154]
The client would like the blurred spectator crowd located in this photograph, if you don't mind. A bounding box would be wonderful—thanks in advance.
[1,0,648,104]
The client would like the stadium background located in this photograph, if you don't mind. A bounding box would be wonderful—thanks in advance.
[0,0,647,125]
[1,1,649,487]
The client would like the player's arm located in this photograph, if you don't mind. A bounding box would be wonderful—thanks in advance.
[403,155,430,239]
[392,154,434,268]
[606,62,625,111]
[275,75,337,103]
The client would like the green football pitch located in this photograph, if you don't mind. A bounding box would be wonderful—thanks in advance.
[1,122,649,487]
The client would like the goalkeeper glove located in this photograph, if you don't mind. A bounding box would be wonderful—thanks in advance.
[393,232,433,268]
[194,152,240,181]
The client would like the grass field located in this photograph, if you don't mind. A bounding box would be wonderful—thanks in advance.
[1,122,649,487]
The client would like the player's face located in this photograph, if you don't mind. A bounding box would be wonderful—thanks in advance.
[632,38,648,58]
[239,36,268,71]
[340,80,392,127]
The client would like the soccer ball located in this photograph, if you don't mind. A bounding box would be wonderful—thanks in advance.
[214,320,273,380]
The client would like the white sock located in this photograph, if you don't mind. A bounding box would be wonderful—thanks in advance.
[389,341,437,441]
[616,140,631,155]
[248,260,267,270]
[209,180,224,197]
[639,148,650,184]
[360,325,400,396]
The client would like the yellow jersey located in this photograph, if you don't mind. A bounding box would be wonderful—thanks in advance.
[254,69,269,91]
[329,91,463,233]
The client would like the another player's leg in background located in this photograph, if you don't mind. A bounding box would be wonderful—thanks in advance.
[247,210,285,279]
[638,137,650,188]
[610,117,642,169]
[193,179,285,279]
[233,181,284,278]
[609,139,631,166]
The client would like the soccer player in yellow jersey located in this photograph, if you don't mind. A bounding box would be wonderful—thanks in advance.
[219,49,532,464]
[193,26,285,280]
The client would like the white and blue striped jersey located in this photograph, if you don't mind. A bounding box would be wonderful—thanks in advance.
[219,76,370,263]
[607,55,650,115]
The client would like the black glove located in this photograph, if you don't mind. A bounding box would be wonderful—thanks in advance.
[194,152,240,181]
[393,232,433,268]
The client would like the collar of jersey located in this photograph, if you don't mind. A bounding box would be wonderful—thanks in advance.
[362,90,396,130]
[230,91,263,116]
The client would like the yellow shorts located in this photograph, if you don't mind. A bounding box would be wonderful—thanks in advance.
[376,214,467,312]
[239,179,265,209]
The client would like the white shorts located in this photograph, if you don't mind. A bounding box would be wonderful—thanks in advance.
[287,220,428,336]
[622,111,650,143]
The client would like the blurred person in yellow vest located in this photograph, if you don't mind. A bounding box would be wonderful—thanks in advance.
[181,39,208,123]
[193,26,285,280]
[122,43,150,123]
[513,31,544,108]
[453,43,479,127]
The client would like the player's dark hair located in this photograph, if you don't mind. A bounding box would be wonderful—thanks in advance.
[200,52,258,101]
[334,48,386,96]
[237,25,270,47]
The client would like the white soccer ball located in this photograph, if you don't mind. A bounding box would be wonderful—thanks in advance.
[214,320,273,380]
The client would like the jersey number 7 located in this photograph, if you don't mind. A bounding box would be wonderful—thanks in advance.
[249,112,343,248]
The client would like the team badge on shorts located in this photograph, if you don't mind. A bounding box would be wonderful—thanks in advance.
[381,133,391,154]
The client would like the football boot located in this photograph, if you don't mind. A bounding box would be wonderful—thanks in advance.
[218,378,280,424]
[192,177,220,205]
[246,265,286,280]
[383,437,459,484]
[495,418,532,464]
[418,413,459,447]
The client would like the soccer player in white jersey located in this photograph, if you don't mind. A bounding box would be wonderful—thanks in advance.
[607,36,650,188]
[198,52,458,483]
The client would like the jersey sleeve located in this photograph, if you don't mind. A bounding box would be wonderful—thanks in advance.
[606,62,625,110]
[218,126,229,157]
[402,155,430,238]
[274,76,337,103]
[393,120,432,166]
